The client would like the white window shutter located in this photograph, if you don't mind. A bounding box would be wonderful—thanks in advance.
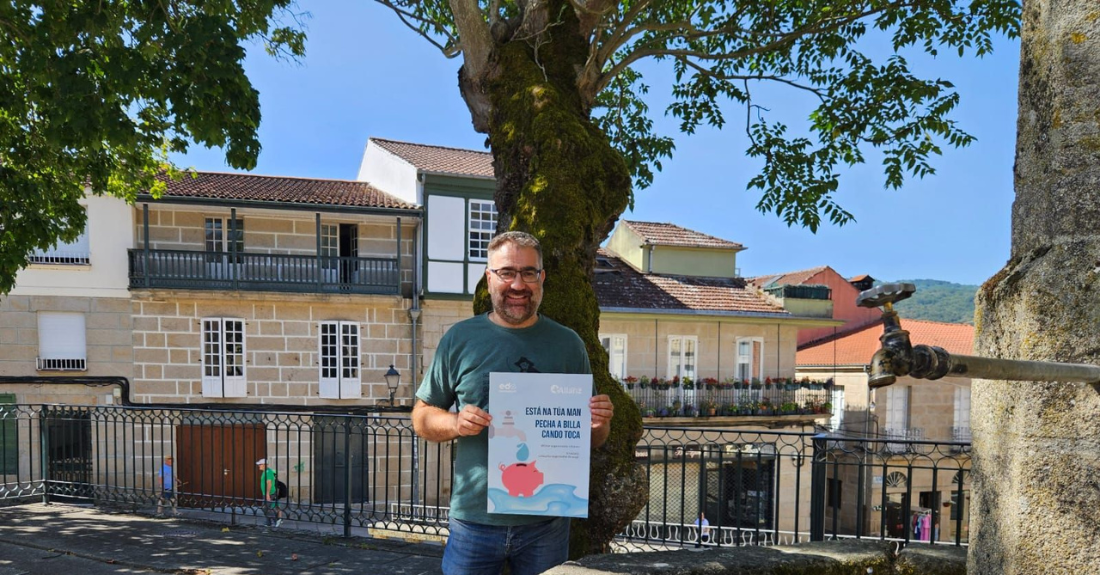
[201,319,224,398]
[38,312,86,360]
[222,319,247,397]
[318,322,340,398]
[339,323,361,399]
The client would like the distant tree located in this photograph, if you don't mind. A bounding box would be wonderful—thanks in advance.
[892,279,977,324]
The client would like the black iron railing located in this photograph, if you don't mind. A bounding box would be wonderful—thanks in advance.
[0,405,971,550]
[128,249,400,295]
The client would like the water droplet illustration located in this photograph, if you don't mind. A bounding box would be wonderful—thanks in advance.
[516,443,530,461]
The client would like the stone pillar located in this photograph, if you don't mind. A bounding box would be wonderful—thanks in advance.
[971,1,1100,572]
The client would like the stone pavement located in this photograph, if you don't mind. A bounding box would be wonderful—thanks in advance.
[0,503,445,575]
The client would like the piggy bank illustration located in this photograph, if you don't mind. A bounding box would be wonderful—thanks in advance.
[499,461,544,497]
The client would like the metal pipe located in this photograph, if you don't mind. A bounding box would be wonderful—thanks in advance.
[944,353,1100,383]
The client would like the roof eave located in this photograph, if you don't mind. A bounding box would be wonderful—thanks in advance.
[419,168,496,181]
[137,194,422,217]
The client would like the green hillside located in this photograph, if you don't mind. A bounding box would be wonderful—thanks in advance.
[887,279,977,324]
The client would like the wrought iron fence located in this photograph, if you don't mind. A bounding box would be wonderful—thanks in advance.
[0,404,971,550]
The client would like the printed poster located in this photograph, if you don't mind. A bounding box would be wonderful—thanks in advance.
[487,372,592,518]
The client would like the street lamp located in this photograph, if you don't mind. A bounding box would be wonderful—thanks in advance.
[384,364,400,406]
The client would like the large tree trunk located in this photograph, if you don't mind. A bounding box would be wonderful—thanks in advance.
[971,1,1100,572]
[465,0,649,557]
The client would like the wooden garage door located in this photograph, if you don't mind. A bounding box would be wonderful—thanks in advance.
[177,423,264,508]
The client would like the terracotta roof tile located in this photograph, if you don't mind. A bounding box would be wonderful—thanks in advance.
[796,319,974,366]
[371,138,494,178]
[157,172,417,210]
[594,250,787,315]
[749,266,830,289]
[621,221,744,249]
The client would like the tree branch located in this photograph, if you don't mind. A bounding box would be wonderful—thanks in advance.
[372,0,461,56]
[448,0,494,77]
[592,1,908,96]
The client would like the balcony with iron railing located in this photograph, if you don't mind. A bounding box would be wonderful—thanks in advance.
[128,249,401,295]
[621,377,834,421]
[883,427,926,454]
[951,426,972,452]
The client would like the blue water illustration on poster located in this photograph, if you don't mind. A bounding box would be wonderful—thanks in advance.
[487,372,592,518]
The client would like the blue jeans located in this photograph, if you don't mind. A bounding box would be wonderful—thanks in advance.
[442,517,570,575]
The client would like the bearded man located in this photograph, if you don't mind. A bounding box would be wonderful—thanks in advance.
[412,231,613,575]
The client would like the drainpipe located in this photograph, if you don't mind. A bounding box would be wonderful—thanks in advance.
[408,213,424,507]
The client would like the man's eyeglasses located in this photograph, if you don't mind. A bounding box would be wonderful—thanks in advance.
[489,268,542,283]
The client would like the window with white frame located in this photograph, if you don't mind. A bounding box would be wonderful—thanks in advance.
[204,217,244,262]
[667,336,697,380]
[885,385,910,430]
[37,312,87,371]
[468,200,497,261]
[201,318,246,398]
[600,334,628,382]
[736,337,764,382]
[953,386,971,436]
[320,224,339,271]
[319,321,361,399]
[30,216,90,265]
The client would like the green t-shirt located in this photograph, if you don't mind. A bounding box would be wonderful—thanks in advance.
[260,468,277,497]
[416,313,591,526]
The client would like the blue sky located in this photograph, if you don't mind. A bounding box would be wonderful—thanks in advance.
[174,2,1020,286]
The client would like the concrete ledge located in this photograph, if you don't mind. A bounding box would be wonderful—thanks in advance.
[547,541,895,575]
[896,545,967,575]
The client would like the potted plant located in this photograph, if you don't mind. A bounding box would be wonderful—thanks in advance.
[683,404,696,417]
[657,406,670,417]
[681,376,694,390]
[822,401,833,414]
[638,375,650,389]
[702,398,718,416]
[622,375,638,390]
[750,378,763,391]
[703,377,719,391]
[671,399,683,417]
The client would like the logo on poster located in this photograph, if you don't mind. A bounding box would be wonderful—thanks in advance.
[497,382,517,393]
[550,385,584,395]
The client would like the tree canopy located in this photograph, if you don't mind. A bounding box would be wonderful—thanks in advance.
[376,0,1020,226]
[0,0,304,294]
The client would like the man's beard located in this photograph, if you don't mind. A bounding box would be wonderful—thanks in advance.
[491,288,540,325]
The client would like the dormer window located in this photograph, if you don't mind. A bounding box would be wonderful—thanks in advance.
[595,256,618,274]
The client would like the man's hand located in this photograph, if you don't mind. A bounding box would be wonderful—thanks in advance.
[454,404,492,437]
[590,394,613,448]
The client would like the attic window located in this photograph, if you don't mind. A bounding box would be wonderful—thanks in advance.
[595,257,618,273]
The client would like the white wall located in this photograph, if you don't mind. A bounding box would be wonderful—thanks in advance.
[11,194,133,298]
[356,140,421,204]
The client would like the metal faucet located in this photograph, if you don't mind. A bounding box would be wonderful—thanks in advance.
[857,283,1100,388]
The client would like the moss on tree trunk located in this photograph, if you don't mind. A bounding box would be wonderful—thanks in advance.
[469,1,648,557]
